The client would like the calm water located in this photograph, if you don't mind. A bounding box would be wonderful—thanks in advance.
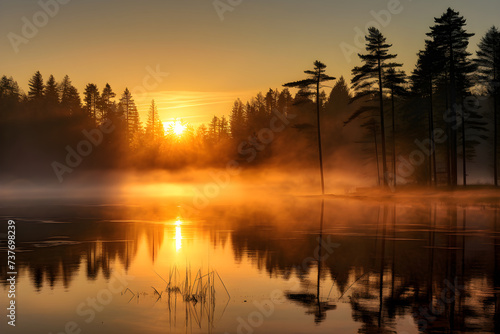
[1,195,499,333]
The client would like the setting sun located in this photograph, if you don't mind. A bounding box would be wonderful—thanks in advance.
[173,121,186,136]
[164,120,187,136]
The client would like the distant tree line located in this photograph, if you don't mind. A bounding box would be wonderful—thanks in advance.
[0,7,499,188]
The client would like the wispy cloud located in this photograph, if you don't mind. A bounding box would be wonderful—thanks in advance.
[136,90,256,126]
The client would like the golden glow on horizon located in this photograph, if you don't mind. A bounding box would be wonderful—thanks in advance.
[174,122,186,136]
[164,120,187,136]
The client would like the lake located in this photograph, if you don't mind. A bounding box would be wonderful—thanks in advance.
[1,194,499,333]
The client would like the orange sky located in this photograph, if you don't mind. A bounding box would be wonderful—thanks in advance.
[1,0,499,126]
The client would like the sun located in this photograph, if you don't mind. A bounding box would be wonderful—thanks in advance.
[164,120,187,136]
[173,121,186,136]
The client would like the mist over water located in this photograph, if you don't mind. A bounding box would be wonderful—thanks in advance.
[0,166,370,201]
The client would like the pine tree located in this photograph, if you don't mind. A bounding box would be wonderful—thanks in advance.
[119,88,140,147]
[324,76,352,149]
[59,75,81,116]
[84,84,100,123]
[209,115,219,142]
[0,76,21,104]
[476,26,500,186]
[44,75,59,111]
[100,83,116,121]
[28,71,44,102]
[0,76,21,120]
[196,124,208,145]
[265,88,278,115]
[427,8,476,186]
[384,67,407,187]
[284,60,336,195]
[254,92,268,129]
[230,99,245,140]
[146,100,163,142]
[326,76,351,111]
[277,88,293,114]
[219,115,229,139]
[351,27,402,187]
[411,40,444,186]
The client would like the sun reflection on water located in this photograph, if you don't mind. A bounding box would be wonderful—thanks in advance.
[175,219,182,252]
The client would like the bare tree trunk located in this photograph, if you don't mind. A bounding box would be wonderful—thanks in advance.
[317,76,325,195]
[461,104,467,187]
[494,57,498,186]
[445,74,452,187]
[429,78,437,186]
[449,35,458,187]
[377,57,388,187]
[391,89,396,189]
[374,126,381,186]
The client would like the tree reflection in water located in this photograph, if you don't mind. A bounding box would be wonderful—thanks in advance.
[1,197,500,333]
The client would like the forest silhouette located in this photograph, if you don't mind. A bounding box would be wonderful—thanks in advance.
[1,8,499,189]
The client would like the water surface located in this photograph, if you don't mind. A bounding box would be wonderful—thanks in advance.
[1,195,499,333]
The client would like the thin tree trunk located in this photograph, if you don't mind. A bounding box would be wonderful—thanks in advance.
[152,103,155,141]
[495,91,499,186]
[428,110,433,186]
[429,78,437,186]
[374,126,381,186]
[126,99,129,147]
[378,57,388,187]
[317,75,325,195]
[391,88,396,189]
[461,103,467,187]
[494,55,498,186]
[444,74,452,187]
[449,34,458,187]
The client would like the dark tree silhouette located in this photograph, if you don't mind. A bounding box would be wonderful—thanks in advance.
[209,115,219,142]
[384,67,407,187]
[265,88,278,115]
[219,115,229,139]
[59,75,82,116]
[324,77,353,150]
[119,88,139,147]
[100,83,116,121]
[0,76,20,107]
[44,75,59,112]
[427,8,476,186]
[284,61,336,195]
[28,71,44,103]
[412,40,444,186]
[351,27,401,187]
[84,83,100,123]
[229,99,245,140]
[277,88,293,113]
[476,26,500,186]
[326,76,351,112]
[145,99,163,142]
